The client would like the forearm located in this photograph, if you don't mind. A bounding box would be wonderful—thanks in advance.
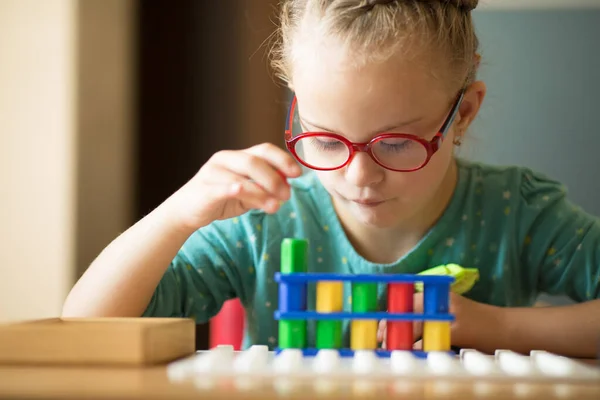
[62,198,196,318]
[472,300,600,358]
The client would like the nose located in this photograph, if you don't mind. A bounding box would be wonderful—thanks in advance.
[344,152,384,187]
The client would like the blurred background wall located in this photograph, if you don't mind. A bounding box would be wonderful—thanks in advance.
[1,0,599,348]
[1,0,80,323]
[468,3,600,305]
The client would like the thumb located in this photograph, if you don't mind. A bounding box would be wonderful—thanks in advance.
[377,319,386,344]
[413,292,424,340]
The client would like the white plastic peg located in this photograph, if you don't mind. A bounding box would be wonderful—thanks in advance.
[462,350,496,375]
[353,350,379,374]
[530,351,575,376]
[313,349,341,374]
[496,350,533,376]
[390,350,417,375]
[274,349,304,374]
[427,351,456,375]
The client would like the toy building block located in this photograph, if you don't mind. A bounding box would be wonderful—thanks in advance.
[416,263,479,295]
[350,282,378,350]
[0,317,195,366]
[316,281,343,349]
[278,238,308,349]
[274,238,456,357]
[386,282,413,350]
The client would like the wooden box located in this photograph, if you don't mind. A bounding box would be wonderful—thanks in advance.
[0,317,196,366]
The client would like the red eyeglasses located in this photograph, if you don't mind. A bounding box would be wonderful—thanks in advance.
[284,90,465,172]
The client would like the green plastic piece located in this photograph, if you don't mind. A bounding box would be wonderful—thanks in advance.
[316,320,342,349]
[279,238,308,349]
[352,282,378,312]
[280,238,308,273]
[415,264,479,295]
[278,320,306,348]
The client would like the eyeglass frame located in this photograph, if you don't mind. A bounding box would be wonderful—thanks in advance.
[283,89,465,172]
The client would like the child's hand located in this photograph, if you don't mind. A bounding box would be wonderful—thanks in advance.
[377,292,495,350]
[167,143,302,230]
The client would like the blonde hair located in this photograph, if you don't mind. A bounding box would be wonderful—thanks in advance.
[270,0,480,92]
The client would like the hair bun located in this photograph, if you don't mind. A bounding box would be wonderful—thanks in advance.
[365,1,479,13]
[447,0,478,12]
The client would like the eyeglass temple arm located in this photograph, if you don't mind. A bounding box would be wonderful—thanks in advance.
[438,89,466,137]
[285,95,297,138]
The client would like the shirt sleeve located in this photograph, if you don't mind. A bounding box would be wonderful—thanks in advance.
[519,170,600,302]
[141,217,256,322]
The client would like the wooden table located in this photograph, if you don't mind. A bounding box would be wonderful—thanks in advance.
[1,361,599,400]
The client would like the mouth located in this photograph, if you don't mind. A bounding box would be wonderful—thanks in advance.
[350,198,386,207]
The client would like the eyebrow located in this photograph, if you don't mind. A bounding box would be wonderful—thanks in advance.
[299,114,426,134]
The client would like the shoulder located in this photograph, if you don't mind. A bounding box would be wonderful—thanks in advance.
[457,158,566,207]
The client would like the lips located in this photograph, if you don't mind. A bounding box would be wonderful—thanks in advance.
[351,199,385,206]
[335,190,387,206]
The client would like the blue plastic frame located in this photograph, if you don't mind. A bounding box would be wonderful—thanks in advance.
[274,272,455,358]
[274,272,454,284]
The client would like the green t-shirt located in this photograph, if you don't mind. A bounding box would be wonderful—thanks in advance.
[143,158,600,349]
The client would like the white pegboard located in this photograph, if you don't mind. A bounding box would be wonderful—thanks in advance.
[167,345,600,387]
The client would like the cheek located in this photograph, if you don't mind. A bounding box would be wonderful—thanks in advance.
[314,171,340,191]
[388,136,456,196]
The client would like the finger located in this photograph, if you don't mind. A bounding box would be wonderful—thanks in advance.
[203,167,279,213]
[413,340,423,350]
[232,180,282,214]
[413,321,423,341]
[245,143,302,178]
[413,292,424,339]
[377,319,386,342]
[215,151,292,200]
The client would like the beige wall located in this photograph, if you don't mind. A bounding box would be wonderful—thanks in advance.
[0,0,135,323]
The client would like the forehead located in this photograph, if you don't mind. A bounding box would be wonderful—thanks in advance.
[290,37,450,134]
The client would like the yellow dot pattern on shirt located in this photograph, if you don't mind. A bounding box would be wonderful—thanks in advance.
[341,256,348,264]
[248,266,255,274]
[427,249,434,256]
[256,224,262,231]
[553,258,562,267]
[524,236,532,245]
[262,253,270,261]
[233,217,239,224]
[317,246,323,253]
[323,225,329,232]
[219,270,226,278]
[504,206,511,216]
[576,228,584,236]
[186,264,192,271]
[547,247,557,256]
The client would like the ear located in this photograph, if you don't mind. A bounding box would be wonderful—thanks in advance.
[455,80,486,138]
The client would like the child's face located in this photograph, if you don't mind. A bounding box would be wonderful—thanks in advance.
[291,44,472,229]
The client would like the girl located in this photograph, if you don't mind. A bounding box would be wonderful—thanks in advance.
[62,0,600,358]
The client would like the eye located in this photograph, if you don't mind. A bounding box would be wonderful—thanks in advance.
[307,137,344,151]
[376,138,415,153]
